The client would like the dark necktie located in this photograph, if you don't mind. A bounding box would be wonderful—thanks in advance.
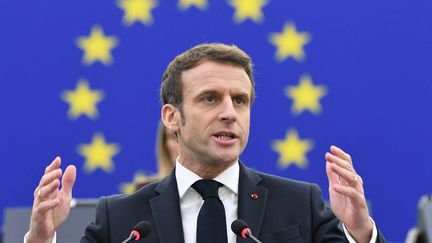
[192,179,228,243]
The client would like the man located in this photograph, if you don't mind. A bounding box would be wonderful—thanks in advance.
[26,43,386,243]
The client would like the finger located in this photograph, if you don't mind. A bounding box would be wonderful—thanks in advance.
[328,162,352,183]
[61,165,76,195]
[44,156,62,174]
[329,163,364,192]
[36,198,60,215]
[330,145,353,165]
[356,174,364,185]
[34,169,62,198]
[332,184,368,209]
[326,161,340,185]
[38,168,62,188]
[326,152,353,172]
[36,179,60,201]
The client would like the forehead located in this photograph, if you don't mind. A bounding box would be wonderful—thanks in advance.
[181,60,252,95]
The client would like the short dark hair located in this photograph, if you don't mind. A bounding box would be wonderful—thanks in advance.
[160,43,255,109]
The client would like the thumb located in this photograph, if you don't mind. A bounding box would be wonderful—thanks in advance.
[61,165,76,196]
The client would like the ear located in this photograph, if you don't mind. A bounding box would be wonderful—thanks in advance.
[161,104,180,132]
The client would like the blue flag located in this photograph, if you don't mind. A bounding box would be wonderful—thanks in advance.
[1,0,431,241]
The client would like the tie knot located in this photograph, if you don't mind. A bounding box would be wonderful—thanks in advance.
[192,179,221,199]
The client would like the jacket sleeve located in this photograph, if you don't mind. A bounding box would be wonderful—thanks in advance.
[310,184,349,243]
[80,197,110,243]
[310,184,387,243]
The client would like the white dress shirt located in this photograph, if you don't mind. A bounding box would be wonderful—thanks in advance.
[175,160,239,243]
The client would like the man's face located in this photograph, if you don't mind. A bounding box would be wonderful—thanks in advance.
[175,60,252,168]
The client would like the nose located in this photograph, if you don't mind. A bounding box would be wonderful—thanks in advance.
[218,98,237,123]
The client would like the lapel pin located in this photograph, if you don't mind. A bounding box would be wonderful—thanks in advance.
[250,193,258,200]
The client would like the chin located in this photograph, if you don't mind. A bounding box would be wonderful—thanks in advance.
[204,146,242,164]
[215,153,239,164]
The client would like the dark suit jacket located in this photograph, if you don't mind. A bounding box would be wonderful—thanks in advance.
[80,162,386,242]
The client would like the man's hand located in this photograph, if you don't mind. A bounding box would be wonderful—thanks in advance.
[26,157,76,243]
[326,145,373,243]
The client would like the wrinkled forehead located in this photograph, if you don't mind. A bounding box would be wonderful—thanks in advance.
[181,60,252,94]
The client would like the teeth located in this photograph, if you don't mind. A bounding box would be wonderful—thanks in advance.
[218,134,232,140]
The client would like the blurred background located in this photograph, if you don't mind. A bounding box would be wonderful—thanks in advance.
[1,0,431,242]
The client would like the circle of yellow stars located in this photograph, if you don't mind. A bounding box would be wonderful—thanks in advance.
[60,0,332,191]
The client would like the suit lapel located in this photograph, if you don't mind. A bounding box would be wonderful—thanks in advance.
[149,163,268,243]
[149,168,185,243]
[237,162,268,242]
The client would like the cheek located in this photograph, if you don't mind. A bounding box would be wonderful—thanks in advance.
[167,139,178,153]
[188,112,213,130]
[239,113,251,130]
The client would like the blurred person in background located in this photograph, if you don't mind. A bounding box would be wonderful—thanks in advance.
[130,121,179,191]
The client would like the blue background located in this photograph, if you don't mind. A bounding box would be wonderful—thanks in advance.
[1,0,431,242]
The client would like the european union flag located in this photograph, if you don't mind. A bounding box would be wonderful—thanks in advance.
[1,0,431,242]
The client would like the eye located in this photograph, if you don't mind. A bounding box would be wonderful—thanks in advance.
[233,97,246,105]
[204,95,216,103]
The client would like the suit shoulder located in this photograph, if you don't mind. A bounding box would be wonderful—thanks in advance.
[257,170,313,186]
[102,181,160,207]
[256,171,321,196]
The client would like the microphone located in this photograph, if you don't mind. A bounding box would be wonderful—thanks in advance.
[231,219,262,243]
[121,221,152,243]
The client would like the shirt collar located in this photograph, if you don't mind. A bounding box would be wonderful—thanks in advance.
[175,157,239,199]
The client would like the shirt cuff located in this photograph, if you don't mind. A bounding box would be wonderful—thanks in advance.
[24,231,57,243]
[343,217,377,243]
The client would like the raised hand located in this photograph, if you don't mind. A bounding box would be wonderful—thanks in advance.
[26,157,76,243]
[326,145,373,243]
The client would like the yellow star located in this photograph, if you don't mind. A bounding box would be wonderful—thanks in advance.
[61,79,104,120]
[286,74,327,115]
[271,129,313,168]
[120,173,142,194]
[76,26,118,66]
[117,0,158,26]
[178,0,208,10]
[228,0,268,23]
[120,172,155,194]
[78,133,120,173]
[269,22,311,62]
[120,181,136,194]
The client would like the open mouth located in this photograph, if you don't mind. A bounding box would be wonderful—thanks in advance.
[213,131,237,141]
[216,134,233,140]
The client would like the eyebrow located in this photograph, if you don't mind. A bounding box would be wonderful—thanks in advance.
[234,92,250,99]
[195,88,250,98]
[195,89,219,97]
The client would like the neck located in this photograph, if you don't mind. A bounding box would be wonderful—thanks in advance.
[178,156,237,179]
